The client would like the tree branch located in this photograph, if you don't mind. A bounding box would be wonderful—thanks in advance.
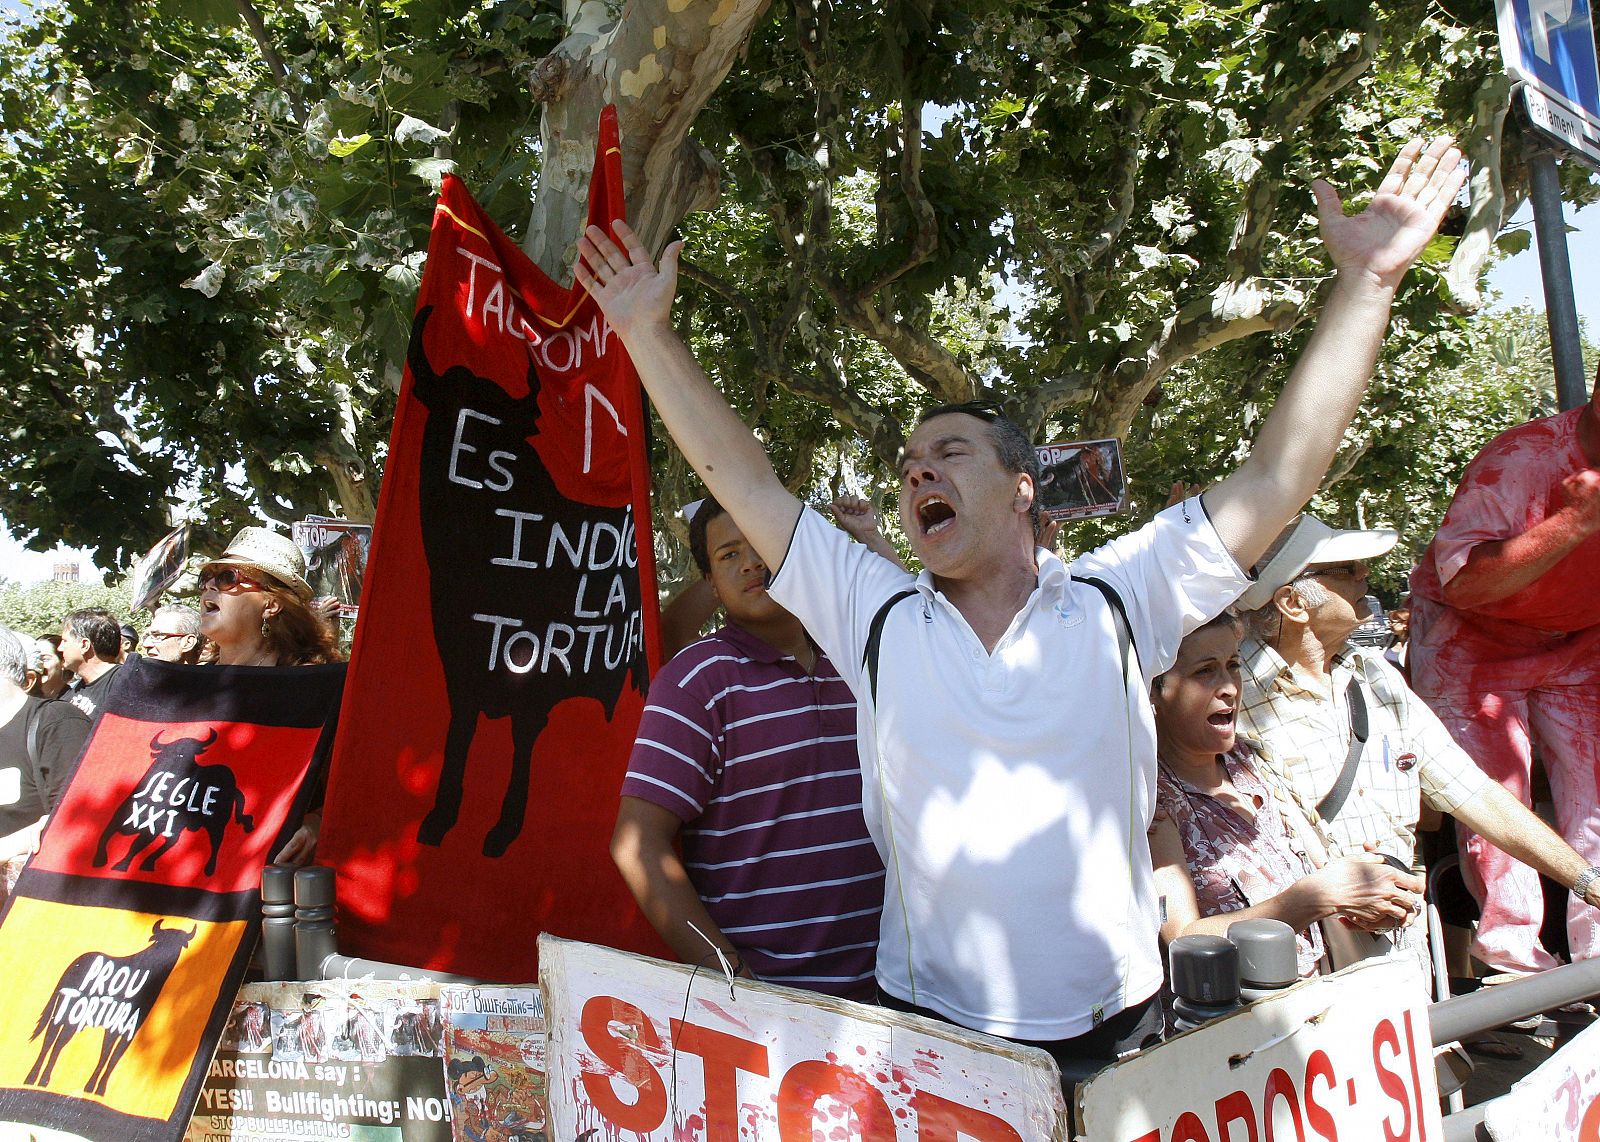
[233,0,307,122]
[679,259,771,360]
[1224,26,1376,280]
[1085,277,1310,436]
[852,95,940,302]
[767,354,904,467]
[1074,98,1148,274]
[1320,435,1370,490]
[1445,71,1512,311]
[1014,373,1099,435]
[522,0,774,277]
[829,290,977,403]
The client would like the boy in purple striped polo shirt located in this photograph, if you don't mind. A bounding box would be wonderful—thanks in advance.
[612,498,888,1001]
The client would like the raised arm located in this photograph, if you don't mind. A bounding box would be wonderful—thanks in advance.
[828,495,907,570]
[577,224,802,570]
[1204,137,1467,569]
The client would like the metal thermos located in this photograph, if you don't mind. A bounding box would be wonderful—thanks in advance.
[1169,933,1242,1032]
[260,864,297,981]
[293,865,337,980]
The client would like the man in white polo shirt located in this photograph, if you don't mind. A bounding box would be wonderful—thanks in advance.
[575,137,1464,1070]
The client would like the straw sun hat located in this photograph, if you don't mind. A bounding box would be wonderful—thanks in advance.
[200,527,313,601]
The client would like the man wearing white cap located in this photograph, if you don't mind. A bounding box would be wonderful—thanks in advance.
[1234,514,1600,982]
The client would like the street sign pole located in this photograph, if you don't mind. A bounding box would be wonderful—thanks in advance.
[1527,146,1591,409]
[1497,0,1600,410]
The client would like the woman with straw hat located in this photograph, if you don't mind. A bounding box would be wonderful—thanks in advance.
[198,526,343,863]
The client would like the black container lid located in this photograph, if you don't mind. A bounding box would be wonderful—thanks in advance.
[1169,933,1240,1004]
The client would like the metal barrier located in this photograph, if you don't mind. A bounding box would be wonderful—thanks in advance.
[319,953,485,986]
[1430,955,1600,1046]
[1433,955,1600,1142]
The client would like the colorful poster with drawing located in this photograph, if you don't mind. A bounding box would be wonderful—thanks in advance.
[0,657,343,1142]
[440,985,546,1142]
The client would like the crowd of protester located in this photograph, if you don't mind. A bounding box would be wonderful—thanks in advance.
[585,132,1600,1085]
[2,129,1595,1095]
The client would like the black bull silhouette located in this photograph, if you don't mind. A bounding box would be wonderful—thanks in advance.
[94,728,254,877]
[27,919,196,1095]
[408,306,647,858]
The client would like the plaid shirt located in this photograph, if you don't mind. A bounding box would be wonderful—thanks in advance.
[1236,637,1489,866]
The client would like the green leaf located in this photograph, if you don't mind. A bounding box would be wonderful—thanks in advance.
[328,133,374,158]
[1494,229,1532,256]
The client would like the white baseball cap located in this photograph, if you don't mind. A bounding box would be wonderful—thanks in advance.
[1236,514,1398,611]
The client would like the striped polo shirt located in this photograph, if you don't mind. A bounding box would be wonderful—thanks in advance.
[621,623,884,1000]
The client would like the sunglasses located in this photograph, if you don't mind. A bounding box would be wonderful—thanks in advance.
[199,567,266,592]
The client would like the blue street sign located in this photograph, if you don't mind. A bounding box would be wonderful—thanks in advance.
[1498,0,1600,165]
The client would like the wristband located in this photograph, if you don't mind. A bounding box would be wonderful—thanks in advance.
[1573,866,1600,901]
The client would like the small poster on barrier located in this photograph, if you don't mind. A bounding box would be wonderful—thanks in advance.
[184,979,451,1142]
[292,517,373,617]
[440,985,546,1142]
[1035,438,1127,521]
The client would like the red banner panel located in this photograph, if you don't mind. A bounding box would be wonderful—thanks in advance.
[319,107,665,980]
[0,657,343,1142]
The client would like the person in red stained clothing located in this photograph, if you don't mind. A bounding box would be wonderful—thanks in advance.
[1409,368,1600,976]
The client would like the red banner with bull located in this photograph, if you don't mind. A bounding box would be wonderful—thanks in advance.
[317,106,665,980]
[0,656,344,1142]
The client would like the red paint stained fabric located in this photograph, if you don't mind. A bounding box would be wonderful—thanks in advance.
[1410,404,1600,971]
[318,107,668,980]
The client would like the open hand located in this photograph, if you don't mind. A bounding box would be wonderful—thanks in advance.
[1315,137,1467,293]
[574,220,683,338]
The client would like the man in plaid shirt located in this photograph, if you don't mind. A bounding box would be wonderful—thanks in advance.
[1235,515,1600,983]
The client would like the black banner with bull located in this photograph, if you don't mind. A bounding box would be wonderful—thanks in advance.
[0,656,344,1142]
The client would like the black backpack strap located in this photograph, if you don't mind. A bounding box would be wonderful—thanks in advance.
[1075,575,1139,684]
[862,589,918,705]
[23,700,43,779]
[1316,677,1369,822]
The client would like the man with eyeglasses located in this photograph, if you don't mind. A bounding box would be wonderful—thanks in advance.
[140,605,202,665]
[576,139,1464,1071]
[1234,515,1600,985]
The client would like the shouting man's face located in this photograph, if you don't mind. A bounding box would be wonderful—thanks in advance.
[898,412,1034,580]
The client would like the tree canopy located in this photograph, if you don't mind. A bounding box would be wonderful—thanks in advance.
[0,0,1593,577]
